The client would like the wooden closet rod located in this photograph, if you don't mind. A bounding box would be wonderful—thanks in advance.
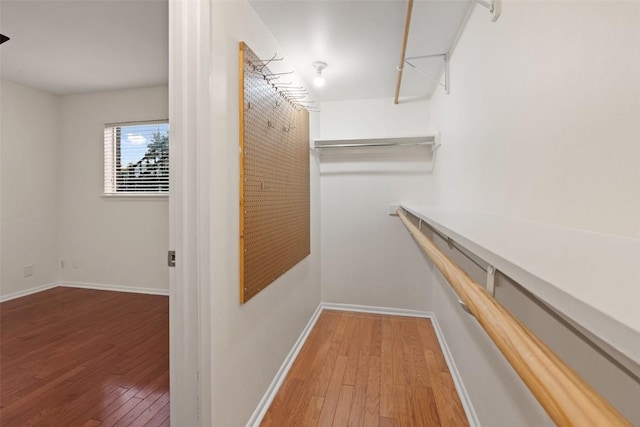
[394,0,414,104]
[396,209,631,426]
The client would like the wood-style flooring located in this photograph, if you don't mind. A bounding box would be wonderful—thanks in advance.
[262,310,468,427]
[0,287,169,426]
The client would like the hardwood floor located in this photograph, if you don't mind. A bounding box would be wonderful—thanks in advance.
[262,310,468,427]
[0,287,169,426]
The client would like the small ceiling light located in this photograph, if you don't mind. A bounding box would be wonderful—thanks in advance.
[313,61,327,88]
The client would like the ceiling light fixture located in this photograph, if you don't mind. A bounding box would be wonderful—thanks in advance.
[313,61,327,88]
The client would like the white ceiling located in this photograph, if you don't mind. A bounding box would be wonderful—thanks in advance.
[250,0,471,102]
[0,0,168,95]
[0,0,469,101]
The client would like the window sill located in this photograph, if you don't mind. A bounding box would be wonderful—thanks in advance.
[102,193,169,200]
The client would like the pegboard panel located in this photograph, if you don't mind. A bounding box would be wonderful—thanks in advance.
[239,42,310,303]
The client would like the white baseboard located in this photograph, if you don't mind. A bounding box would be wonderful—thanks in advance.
[247,302,479,427]
[1,282,169,303]
[321,302,432,318]
[61,281,169,296]
[0,282,59,303]
[430,315,481,427]
[245,303,324,427]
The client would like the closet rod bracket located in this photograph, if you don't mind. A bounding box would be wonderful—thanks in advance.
[405,53,450,95]
[486,265,496,296]
[458,299,473,315]
[476,0,501,22]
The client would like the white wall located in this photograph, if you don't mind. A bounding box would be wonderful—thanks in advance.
[208,1,321,425]
[427,2,640,425]
[58,86,169,292]
[319,98,434,310]
[1,81,60,298]
[431,1,640,239]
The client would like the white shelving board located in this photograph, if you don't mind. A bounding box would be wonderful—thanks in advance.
[401,204,640,366]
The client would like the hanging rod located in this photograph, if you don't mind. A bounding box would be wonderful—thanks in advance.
[316,141,433,149]
[314,135,439,150]
[394,0,414,104]
[396,209,632,427]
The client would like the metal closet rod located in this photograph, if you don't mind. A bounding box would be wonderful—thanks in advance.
[414,216,488,273]
[315,141,433,149]
[314,135,437,149]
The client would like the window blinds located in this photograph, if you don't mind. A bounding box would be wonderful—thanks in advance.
[104,121,169,194]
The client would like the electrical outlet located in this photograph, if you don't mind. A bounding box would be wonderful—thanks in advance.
[61,260,65,269]
[23,265,33,277]
[388,204,400,216]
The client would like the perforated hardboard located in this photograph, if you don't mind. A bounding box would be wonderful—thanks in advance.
[239,42,310,303]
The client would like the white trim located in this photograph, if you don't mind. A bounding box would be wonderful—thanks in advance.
[430,315,481,427]
[105,119,169,128]
[246,304,324,427]
[0,282,59,303]
[168,0,213,424]
[247,302,479,427]
[321,302,432,318]
[101,194,169,199]
[60,281,169,296]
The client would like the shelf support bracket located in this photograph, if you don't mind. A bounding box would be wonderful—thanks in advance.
[486,265,496,296]
[477,0,501,22]
[405,53,450,95]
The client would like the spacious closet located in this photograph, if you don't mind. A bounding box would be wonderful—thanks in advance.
[2,0,639,426]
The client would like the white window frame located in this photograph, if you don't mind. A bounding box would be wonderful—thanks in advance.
[103,119,170,197]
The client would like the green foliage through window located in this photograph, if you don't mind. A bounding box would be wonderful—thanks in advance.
[104,121,169,194]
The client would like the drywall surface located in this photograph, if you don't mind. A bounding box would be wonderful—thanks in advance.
[0,80,60,298]
[426,2,640,424]
[208,1,321,424]
[431,1,640,239]
[58,86,169,292]
[319,98,434,310]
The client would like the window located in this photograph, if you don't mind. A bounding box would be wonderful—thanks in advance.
[104,121,169,195]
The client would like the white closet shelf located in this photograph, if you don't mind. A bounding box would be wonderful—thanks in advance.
[400,204,640,366]
[314,134,439,150]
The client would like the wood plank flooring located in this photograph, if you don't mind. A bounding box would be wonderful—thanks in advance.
[0,287,169,426]
[262,310,468,427]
